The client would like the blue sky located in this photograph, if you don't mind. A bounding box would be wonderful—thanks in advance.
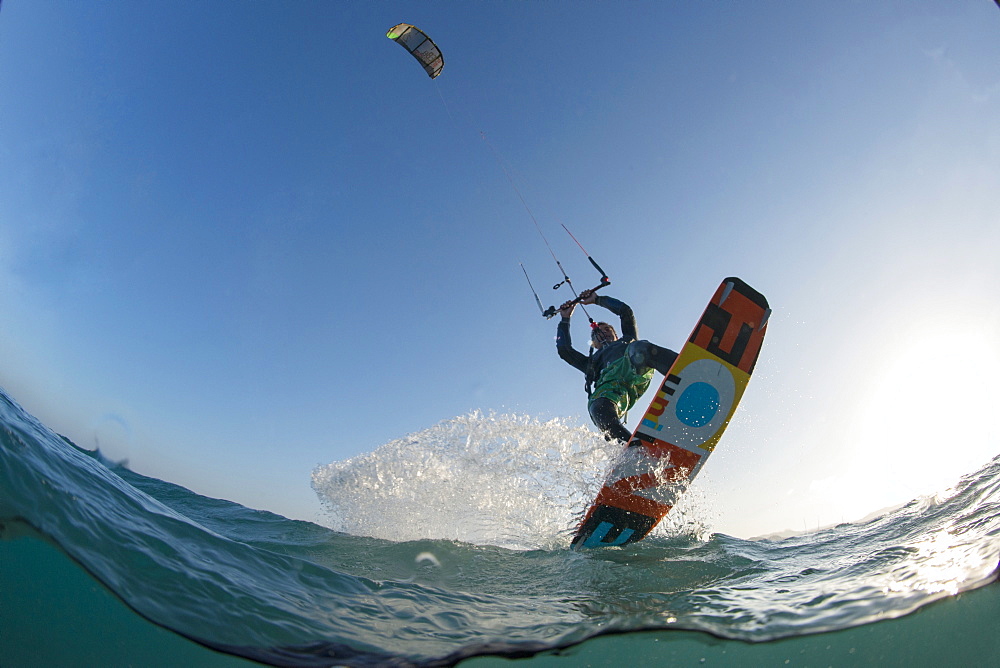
[1,1,998,537]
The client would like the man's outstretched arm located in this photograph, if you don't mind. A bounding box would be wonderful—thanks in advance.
[556,302,589,373]
[593,295,639,341]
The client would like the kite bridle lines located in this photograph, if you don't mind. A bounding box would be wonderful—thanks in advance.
[386,27,609,329]
[479,132,610,326]
[520,222,611,325]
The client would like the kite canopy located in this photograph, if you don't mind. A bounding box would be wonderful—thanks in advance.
[386,23,444,79]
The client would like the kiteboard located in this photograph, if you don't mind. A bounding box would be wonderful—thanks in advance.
[571,277,770,549]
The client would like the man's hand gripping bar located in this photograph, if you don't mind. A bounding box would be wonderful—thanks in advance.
[541,278,611,319]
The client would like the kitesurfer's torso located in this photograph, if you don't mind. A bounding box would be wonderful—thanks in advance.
[556,297,654,415]
[588,338,631,383]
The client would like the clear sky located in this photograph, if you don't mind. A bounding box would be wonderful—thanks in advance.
[1,1,998,538]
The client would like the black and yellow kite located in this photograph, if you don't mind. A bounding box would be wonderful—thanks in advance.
[386,23,444,79]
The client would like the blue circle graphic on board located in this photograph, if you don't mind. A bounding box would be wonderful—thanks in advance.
[675,382,721,427]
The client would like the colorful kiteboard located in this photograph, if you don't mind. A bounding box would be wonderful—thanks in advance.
[571,277,770,550]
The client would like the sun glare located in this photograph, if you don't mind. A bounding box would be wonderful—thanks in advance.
[853,323,999,499]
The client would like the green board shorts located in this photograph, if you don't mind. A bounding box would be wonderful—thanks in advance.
[588,342,655,418]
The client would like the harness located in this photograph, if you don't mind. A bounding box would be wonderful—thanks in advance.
[585,339,621,396]
[585,340,654,416]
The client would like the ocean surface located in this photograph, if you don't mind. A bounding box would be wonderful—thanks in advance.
[2,385,998,667]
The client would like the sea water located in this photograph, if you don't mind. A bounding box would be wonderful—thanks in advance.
[1,386,998,666]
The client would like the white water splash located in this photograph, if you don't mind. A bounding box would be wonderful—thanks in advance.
[312,411,716,550]
[311,412,618,550]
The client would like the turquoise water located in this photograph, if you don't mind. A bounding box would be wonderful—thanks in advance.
[2,386,998,666]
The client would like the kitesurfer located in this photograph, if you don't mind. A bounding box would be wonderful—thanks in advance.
[557,290,678,443]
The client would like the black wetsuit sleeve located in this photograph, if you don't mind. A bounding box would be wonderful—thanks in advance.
[556,317,589,374]
[595,295,638,341]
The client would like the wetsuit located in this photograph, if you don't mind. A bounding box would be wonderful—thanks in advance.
[556,295,678,442]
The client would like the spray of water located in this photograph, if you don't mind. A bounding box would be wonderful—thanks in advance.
[311,412,712,550]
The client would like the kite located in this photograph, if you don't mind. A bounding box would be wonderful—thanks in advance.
[386,23,444,79]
